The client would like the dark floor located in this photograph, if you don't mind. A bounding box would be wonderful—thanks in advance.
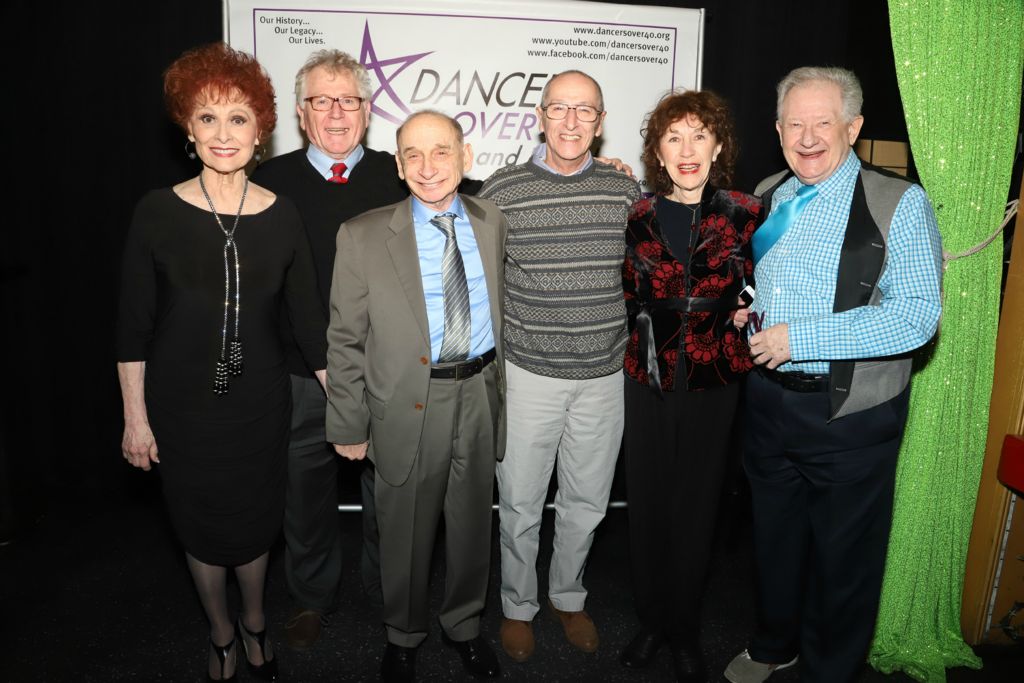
[1,470,1020,683]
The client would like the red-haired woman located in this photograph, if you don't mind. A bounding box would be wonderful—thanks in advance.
[116,43,326,681]
[620,90,760,682]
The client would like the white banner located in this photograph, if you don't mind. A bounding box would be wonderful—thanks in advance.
[225,0,703,187]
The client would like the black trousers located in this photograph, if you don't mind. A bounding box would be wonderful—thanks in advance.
[623,376,741,642]
[285,374,382,612]
[744,371,910,683]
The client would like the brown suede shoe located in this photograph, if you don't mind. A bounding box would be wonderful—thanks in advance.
[284,608,323,649]
[500,618,535,662]
[548,599,599,653]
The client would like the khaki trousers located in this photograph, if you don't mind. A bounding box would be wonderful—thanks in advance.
[376,362,500,647]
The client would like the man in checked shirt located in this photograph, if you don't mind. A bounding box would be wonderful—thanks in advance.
[724,67,942,683]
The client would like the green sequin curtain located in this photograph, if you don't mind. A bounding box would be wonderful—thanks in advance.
[869,2,1023,681]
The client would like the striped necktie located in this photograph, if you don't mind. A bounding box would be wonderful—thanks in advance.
[431,213,471,362]
[752,183,818,264]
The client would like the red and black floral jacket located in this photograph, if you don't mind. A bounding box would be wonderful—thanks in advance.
[623,186,761,392]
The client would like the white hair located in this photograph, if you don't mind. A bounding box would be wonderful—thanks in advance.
[294,49,371,105]
[776,66,863,123]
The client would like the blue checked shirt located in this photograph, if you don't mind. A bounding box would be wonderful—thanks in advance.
[752,151,942,375]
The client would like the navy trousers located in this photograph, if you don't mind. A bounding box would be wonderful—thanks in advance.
[744,370,910,683]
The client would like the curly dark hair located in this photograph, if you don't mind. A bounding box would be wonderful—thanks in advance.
[163,42,277,137]
[641,90,738,195]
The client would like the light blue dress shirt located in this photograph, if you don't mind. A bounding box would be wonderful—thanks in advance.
[306,143,365,180]
[411,196,495,363]
[752,151,943,375]
[531,143,593,175]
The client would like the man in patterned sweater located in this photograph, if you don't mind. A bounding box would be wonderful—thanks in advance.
[478,70,640,662]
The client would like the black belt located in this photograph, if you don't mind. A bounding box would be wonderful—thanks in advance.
[645,296,740,313]
[430,348,496,380]
[756,367,830,393]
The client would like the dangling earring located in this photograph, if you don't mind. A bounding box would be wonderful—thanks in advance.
[254,146,265,163]
[185,140,197,160]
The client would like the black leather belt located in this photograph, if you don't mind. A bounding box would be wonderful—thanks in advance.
[646,296,740,313]
[756,367,829,393]
[430,348,496,380]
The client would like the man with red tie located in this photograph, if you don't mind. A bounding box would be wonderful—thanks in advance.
[251,49,406,649]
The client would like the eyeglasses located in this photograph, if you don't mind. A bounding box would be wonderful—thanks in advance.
[541,103,603,122]
[304,95,365,112]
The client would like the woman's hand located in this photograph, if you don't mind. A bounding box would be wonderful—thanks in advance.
[732,305,751,329]
[117,361,158,471]
[122,421,160,471]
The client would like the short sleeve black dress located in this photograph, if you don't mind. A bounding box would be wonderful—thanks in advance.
[116,188,327,566]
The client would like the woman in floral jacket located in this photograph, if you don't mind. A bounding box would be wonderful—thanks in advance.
[619,90,760,682]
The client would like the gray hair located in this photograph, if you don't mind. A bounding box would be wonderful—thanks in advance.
[776,66,863,123]
[395,110,465,147]
[540,70,605,111]
[294,49,371,105]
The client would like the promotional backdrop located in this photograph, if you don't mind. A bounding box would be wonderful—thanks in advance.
[225,0,703,187]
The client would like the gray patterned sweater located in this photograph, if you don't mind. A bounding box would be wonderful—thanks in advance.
[479,160,641,379]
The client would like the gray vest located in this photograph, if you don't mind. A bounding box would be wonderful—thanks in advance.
[755,161,915,420]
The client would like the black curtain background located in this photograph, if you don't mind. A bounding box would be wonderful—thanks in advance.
[0,0,917,535]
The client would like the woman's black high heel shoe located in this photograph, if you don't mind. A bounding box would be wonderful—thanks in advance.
[207,635,237,682]
[238,618,279,681]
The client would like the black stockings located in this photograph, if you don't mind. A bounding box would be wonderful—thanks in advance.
[186,551,271,677]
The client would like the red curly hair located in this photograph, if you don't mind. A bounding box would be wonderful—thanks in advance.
[164,42,277,137]
[641,90,738,195]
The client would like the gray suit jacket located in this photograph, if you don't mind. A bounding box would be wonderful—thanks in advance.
[325,195,507,486]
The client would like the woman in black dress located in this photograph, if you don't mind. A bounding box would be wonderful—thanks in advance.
[620,91,760,682]
[116,43,326,681]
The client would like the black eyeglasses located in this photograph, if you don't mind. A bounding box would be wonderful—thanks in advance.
[303,95,365,112]
[541,103,603,122]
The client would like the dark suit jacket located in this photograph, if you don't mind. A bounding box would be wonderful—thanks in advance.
[325,195,507,486]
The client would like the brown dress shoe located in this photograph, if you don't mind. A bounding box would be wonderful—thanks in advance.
[500,618,535,662]
[548,599,599,653]
[284,608,323,650]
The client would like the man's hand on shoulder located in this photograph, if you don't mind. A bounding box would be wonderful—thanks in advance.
[334,441,369,460]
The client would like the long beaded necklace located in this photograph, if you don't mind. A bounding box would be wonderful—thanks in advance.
[681,202,700,230]
[198,173,248,395]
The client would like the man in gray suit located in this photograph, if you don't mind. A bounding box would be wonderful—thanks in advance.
[326,110,507,683]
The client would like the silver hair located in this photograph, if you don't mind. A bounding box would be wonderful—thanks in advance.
[294,49,372,105]
[395,110,465,148]
[540,70,605,111]
[776,66,863,123]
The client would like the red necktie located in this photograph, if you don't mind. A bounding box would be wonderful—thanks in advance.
[328,162,348,184]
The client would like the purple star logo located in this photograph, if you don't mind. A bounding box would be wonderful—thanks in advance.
[360,22,433,126]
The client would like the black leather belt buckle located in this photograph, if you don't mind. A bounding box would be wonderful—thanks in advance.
[757,367,829,393]
[430,348,496,380]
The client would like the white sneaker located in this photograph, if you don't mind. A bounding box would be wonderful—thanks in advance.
[724,649,798,683]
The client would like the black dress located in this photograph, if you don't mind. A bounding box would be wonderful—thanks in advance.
[116,188,327,566]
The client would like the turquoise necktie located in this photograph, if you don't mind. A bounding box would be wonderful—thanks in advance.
[753,183,818,264]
